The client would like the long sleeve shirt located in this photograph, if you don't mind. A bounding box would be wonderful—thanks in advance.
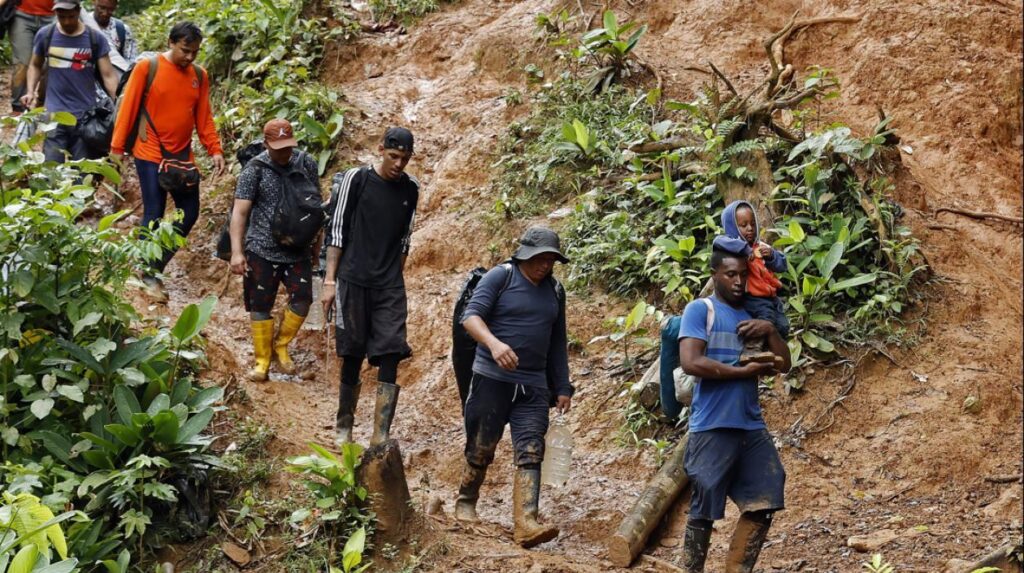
[110,54,222,163]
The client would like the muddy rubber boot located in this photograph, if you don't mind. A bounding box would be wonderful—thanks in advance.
[272,308,305,374]
[738,335,776,365]
[369,382,400,446]
[335,383,361,446]
[248,319,274,382]
[682,520,712,573]
[512,468,559,548]
[454,462,488,522]
[724,512,773,573]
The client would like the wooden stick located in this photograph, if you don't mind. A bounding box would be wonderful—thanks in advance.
[935,207,1023,225]
[628,137,700,154]
[984,474,1022,484]
[706,61,738,97]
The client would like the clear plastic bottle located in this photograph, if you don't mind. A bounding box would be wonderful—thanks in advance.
[541,414,573,487]
[303,278,325,331]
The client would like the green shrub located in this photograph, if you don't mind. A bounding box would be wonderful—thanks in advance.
[0,114,225,569]
[368,0,451,24]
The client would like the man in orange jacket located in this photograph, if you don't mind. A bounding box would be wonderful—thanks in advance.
[110,21,224,300]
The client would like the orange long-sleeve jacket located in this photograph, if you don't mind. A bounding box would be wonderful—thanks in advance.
[110,54,222,164]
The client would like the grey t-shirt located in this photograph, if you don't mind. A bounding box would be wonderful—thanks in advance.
[234,149,321,264]
[461,263,571,394]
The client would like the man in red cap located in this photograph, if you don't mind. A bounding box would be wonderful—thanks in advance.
[229,118,321,381]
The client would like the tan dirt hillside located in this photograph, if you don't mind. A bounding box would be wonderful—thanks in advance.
[145,0,1023,571]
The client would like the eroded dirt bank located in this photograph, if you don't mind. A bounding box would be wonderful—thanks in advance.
[158,1,1022,571]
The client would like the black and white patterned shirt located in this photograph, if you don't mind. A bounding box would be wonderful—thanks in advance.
[235,149,321,264]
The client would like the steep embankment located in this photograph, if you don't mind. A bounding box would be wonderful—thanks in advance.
[163,1,1022,570]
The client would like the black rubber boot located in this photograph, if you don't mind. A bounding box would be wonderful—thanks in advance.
[724,512,773,573]
[682,519,712,573]
[370,382,400,446]
[334,383,360,446]
[454,462,488,522]
[513,467,559,548]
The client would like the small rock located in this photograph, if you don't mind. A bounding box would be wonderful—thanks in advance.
[547,206,573,220]
[425,494,444,516]
[847,529,900,552]
[222,541,250,566]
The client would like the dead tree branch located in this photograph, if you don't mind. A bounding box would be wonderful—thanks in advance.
[628,137,699,154]
[935,207,1023,225]
[706,60,738,97]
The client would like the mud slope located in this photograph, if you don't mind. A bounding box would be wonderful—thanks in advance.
[162,1,1023,571]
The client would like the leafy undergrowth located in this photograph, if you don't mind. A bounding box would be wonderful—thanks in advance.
[0,113,225,571]
[368,0,457,25]
[496,10,930,439]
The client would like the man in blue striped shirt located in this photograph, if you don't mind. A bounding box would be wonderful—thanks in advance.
[677,246,791,573]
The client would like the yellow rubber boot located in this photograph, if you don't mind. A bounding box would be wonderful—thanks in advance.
[249,319,274,381]
[273,308,306,374]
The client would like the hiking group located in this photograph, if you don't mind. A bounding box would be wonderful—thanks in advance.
[5,10,793,571]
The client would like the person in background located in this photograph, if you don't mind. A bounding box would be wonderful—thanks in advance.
[82,0,135,77]
[20,0,118,162]
[4,0,54,114]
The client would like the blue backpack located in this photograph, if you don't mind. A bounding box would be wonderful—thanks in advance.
[659,298,715,419]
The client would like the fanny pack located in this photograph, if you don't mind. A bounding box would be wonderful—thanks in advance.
[157,147,200,192]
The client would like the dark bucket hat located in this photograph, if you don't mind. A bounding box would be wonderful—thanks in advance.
[512,226,569,263]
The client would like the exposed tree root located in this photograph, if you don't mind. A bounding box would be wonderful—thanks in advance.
[935,207,1024,225]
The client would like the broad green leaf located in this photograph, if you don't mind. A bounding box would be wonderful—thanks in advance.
[818,241,844,280]
[602,10,617,34]
[624,301,647,330]
[97,209,129,232]
[151,411,179,445]
[572,119,589,151]
[171,304,200,343]
[829,273,878,291]
[33,558,79,573]
[146,393,170,416]
[186,386,223,410]
[55,339,104,374]
[72,312,103,336]
[103,424,140,447]
[56,384,84,403]
[169,379,192,406]
[177,408,214,443]
[9,544,38,573]
[31,399,54,420]
[52,111,76,126]
[114,384,141,424]
[788,221,806,243]
[12,270,34,297]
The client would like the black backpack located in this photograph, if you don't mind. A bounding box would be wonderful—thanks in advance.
[40,24,113,154]
[0,0,19,42]
[256,155,325,249]
[450,263,566,411]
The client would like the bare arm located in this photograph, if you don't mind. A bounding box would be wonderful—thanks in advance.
[320,246,342,316]
[680,338,772,380]
[97,55,118,99]
[463,315,518,370]
[228,199,252,275]
[20,54,46,109]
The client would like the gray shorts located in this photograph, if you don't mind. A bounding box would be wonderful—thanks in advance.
[685,428,786,521]
[334,279,411,365]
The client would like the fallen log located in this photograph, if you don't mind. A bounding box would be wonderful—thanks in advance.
[952,540,1023,573]
[935,207,1023,225]
[607,434,691,567]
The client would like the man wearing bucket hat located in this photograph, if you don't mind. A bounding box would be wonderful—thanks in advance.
[229,118,320,381]
[455,226,574,548]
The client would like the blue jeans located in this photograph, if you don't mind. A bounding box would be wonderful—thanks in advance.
[43,122,94,163]
[137,158,200,273]
[743,295,790,339]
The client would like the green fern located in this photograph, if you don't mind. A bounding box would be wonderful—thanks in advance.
[722,138,773,157]
[714,119,745,139]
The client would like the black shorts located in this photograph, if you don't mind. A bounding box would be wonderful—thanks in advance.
[243,251,313,314]
[334,279,411,364]
[685,428,786,521]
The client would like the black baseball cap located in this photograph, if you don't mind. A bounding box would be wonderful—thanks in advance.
[383,127,414,153]
[512,226,569,263]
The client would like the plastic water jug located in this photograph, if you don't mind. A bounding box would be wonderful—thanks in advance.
[303,278,325,331]
[541,414,573,487]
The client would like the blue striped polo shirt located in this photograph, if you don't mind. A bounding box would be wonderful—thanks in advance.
[679,296,765,432]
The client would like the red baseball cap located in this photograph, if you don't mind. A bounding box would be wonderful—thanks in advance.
[263,119,298,150]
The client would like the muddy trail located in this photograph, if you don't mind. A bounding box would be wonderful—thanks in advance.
[135,0,1024,571]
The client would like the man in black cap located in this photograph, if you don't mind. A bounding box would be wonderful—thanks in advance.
[322,127,419,447]
[455,226,574,549]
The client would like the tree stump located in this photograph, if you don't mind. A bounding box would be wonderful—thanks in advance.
[356,439,412,540]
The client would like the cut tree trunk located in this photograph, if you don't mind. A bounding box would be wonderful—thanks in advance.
[716,148,776,234]
[607,434,691,567]
[356,439,412,541]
